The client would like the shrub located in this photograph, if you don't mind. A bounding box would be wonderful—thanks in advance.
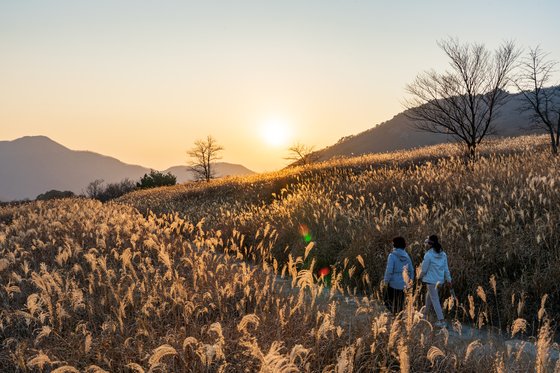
[86,178,136,202]
[136,170,177,189]
[97,178,136,202]
[36,189,75,200]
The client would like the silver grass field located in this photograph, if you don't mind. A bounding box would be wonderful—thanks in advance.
[1,135,559,372]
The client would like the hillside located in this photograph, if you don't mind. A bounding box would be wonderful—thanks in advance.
[315,91,543,161]
[120,134,559,327]
[2,134,559,371]
[0,136,254,201]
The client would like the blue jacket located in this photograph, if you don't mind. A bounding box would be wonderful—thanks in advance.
[420,249,451,285]
[384,248,414,290]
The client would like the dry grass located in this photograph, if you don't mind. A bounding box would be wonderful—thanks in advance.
[1,134,559,371]
[122,134,559,326]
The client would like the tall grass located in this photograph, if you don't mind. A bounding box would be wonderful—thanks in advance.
[1,134,558,371]
[121,135,559,328]
[2,199,557,371]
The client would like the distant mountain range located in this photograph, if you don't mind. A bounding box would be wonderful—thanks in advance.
[314,90,546,161]
[0,136,255,201]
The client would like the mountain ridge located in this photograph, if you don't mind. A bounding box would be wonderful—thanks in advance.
[314,90,546,161]
[0,136,255,201]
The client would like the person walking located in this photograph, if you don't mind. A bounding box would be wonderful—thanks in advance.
[419,234,452,328]
[383,236,414,314]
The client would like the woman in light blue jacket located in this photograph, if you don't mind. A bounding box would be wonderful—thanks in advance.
[383,236,414,314]
[419,234,452,328]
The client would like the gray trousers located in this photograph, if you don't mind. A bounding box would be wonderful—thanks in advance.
[423,283,444,321]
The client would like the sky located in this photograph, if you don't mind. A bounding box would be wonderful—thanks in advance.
[1,1,559,172]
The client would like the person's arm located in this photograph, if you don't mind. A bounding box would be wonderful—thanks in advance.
[444,254,452,284]
[407,256,415,282]
[419,253,430,280]
[383,253,394,284]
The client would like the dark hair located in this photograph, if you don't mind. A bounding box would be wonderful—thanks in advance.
[392,236,406,249]
[428,234,443,253]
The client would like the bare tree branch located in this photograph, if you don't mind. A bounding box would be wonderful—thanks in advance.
[187,135,224,182]
[404,38,520,159]
[285,142,318,166]
[513,46,560,154]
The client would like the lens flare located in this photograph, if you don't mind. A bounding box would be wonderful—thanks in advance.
[317,266,331,278]
[299,224,312,243]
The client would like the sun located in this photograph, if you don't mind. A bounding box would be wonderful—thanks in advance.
[260,117,293,147]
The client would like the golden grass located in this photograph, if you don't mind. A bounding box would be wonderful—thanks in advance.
[1,134,558,371]
[121,134,559,326]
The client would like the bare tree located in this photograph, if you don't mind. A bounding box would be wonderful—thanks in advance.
[285,142,318,166]
[187,135,224,182]
[514,46,560,154]
[404,38,520,160]
[85,179,104,199]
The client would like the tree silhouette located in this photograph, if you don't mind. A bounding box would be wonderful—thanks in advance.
[285,142,318,166]
[187,135,224,182]
[514,46,560,154]
[404,38,520,160]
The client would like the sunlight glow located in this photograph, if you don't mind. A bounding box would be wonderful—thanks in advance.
[260,117,293,147]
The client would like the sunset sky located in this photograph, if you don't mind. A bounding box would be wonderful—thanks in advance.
[1,0,559,172]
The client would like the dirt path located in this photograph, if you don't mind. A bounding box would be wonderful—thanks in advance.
[274,276,560,362]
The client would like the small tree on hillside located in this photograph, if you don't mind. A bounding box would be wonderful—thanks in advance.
[285,142,319,166]
[86,179,104,199]
[86,178,138,201]
[514,46,560,154]
[187,135,224,182]
[404,38,520,160]
[100,178,137,200]
[137,170,176,189]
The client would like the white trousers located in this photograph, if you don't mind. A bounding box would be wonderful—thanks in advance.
[424,283,444,321]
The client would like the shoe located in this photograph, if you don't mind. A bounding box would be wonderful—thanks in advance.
[434,320,447,328]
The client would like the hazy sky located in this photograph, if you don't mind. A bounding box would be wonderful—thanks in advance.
[1,1,559,172]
